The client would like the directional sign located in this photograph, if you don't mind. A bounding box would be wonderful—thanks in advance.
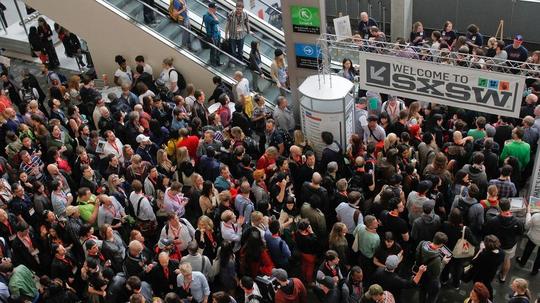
[358,52,526,117]
[291,6,321,34]
[295,43,321,70]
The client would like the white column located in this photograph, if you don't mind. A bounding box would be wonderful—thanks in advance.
[390,0,413,41]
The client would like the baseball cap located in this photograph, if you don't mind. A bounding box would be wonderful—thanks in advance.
[385,255,400,270]
[271,268,288,282]
[514,34,523,41]
[136,134,151,143]
[158,238,173,249]
[208,2,216,8]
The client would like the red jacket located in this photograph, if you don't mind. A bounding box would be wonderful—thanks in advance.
[177,135,200,160]
[275,278,307,303]
[256,154,276,176]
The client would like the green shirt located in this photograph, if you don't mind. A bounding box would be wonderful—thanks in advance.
[467,129,486,140]
[78,195,97,223]
[9,265,38,298]
[500,140,530,171]
[354,224,380,258]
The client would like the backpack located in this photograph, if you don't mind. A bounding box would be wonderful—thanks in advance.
[20,88,36,103]
[456,197,472,224]
[169,68,186,92]
[485,206,500,222]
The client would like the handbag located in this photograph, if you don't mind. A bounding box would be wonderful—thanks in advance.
[191,38,202,52]
[452,226,475,258]
[351,227,360,253]
[210,246,222,281]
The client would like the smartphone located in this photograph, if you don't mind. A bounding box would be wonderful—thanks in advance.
[112,218,121,225]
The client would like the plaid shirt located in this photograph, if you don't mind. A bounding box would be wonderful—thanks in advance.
[489,178,517,198]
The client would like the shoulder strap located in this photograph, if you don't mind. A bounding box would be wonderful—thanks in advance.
[353,209,361,226]
[461,226,466,240]
[136,196,144,217]
[201,256,205,273]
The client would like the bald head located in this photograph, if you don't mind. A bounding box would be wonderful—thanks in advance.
[526,94,538,105]
[360,12,368,22]
[312,172,322,184]
[453,131,463,142]
[535,105,540,117]
[290,145,301,157]
[47,164,59,175]
[158,252,169,267]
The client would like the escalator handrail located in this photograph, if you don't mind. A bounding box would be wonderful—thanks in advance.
[129,0,247,66]
[188,0,286,51]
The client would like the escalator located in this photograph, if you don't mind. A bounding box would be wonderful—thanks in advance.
[23,0,286,105]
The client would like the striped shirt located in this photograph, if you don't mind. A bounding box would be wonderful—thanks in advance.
[226,11,250,40]
[19,155,44,182]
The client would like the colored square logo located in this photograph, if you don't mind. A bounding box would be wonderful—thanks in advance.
[478,78,488,88]
[488,80,499,90]
[499,81,510,91]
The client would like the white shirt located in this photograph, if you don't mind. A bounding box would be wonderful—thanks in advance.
[114,66,133,86]
[129,191,157,222]
[161,67,179,93]
[236,78,250,99]
[101,138,124,162]
[143,63,153,76]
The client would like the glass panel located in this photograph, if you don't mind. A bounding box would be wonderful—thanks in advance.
[103,0,286,104]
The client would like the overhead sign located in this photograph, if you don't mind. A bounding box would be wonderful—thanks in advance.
[358,52,526,117]
[333,15,352,41]
[291,5,320,34]
[295,43,321,70]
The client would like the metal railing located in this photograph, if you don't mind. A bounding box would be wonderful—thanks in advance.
[318,33,540,76]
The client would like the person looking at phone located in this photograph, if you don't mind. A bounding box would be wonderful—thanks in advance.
[414,232,451,303]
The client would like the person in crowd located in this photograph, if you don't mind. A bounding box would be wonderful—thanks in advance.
[415,232,451,303]
[358,12,377,39]
[203,3,222,67]
[225,1,250,62]
[37,17,60,68]
[271,49,288,95]
[505,34,529,73]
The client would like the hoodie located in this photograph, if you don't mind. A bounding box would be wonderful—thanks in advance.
[462,164,488,194]
[415,241,443,282]
[450,196,485,236]
[411,213,441,243]
[320,142,345,175]
[406,191,429,223]
[484,214,524,249]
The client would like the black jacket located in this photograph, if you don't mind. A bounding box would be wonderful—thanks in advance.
[484,214,524,249]
[146,260,179,297]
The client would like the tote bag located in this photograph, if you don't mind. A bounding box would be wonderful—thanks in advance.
[452,226,475,258]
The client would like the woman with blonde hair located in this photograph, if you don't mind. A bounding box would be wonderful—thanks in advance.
[157,149,176,179]
[410,21,426,46]
[509,278,531,303]
[176,146,194,187]
[230,126,246,150]
[195,215,218,260]
[293,129,311,153]
[407,101,423,125]
[107,174,128,207]
[329,222,350,273]
[271,49,288,95]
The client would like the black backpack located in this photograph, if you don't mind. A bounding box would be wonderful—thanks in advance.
[169,68,186,92]
[456,197,472,224]
[20,88,36,103]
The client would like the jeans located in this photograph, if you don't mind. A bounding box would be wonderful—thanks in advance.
[230,38,244,62]
[251,70,261,92]
[210,36,221,66]
[180,18,191,47]
[142,0,155,24]
[519,236,540,272]
[419,279,441,303]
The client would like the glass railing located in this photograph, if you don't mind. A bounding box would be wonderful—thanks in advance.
[244,0,282,31]
[179,0,286,62]
[102,0,288,104]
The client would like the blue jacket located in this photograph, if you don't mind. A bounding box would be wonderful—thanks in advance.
[203,13,220,40]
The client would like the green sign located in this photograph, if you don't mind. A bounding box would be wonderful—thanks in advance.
[291,5,320,34]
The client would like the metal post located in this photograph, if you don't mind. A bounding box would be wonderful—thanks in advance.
[378,0,382,21]
[13,0,28,36]
[368,0,372,17]
[382,5,386,36]
[0,17,6,35]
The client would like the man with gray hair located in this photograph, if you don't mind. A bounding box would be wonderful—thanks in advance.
[523,115,539,153]
[235,181,255,224]
[534,104,540,131]
[521,93,538,118]
[358,12,377,39]
[234,70,250,106]
[180,241,212,280]
[196,129,222,157]
[273,96,295,133]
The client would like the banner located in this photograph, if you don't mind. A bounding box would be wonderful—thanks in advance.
[358,52,526,117]
[291,5,320,34]
[333,16,352,41]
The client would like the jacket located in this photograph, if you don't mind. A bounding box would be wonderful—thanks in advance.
[525,212,540,246]
[411,213,441,243]
[275,278,307,303]
[484,214,524,249]
[415,241,443,283]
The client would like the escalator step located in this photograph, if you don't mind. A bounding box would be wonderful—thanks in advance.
[154,18,172,32]
[123,1,142,17]
[108,0,126,8]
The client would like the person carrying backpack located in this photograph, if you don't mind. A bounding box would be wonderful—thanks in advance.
[450,183,485,239]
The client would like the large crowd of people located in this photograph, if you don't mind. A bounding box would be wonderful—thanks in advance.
[0,5,540,303]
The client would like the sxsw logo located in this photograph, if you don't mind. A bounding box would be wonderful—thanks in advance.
[365,59,516,110]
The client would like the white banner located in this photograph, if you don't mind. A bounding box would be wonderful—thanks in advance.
[333,16,352,41]
[358,52,526,117]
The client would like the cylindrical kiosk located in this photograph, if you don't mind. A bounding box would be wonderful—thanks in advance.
[298,74,355,157]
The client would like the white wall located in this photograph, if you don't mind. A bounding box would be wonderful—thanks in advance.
[24,0,217,95]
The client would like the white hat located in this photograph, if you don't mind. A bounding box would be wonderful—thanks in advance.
[136,134,150,143]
